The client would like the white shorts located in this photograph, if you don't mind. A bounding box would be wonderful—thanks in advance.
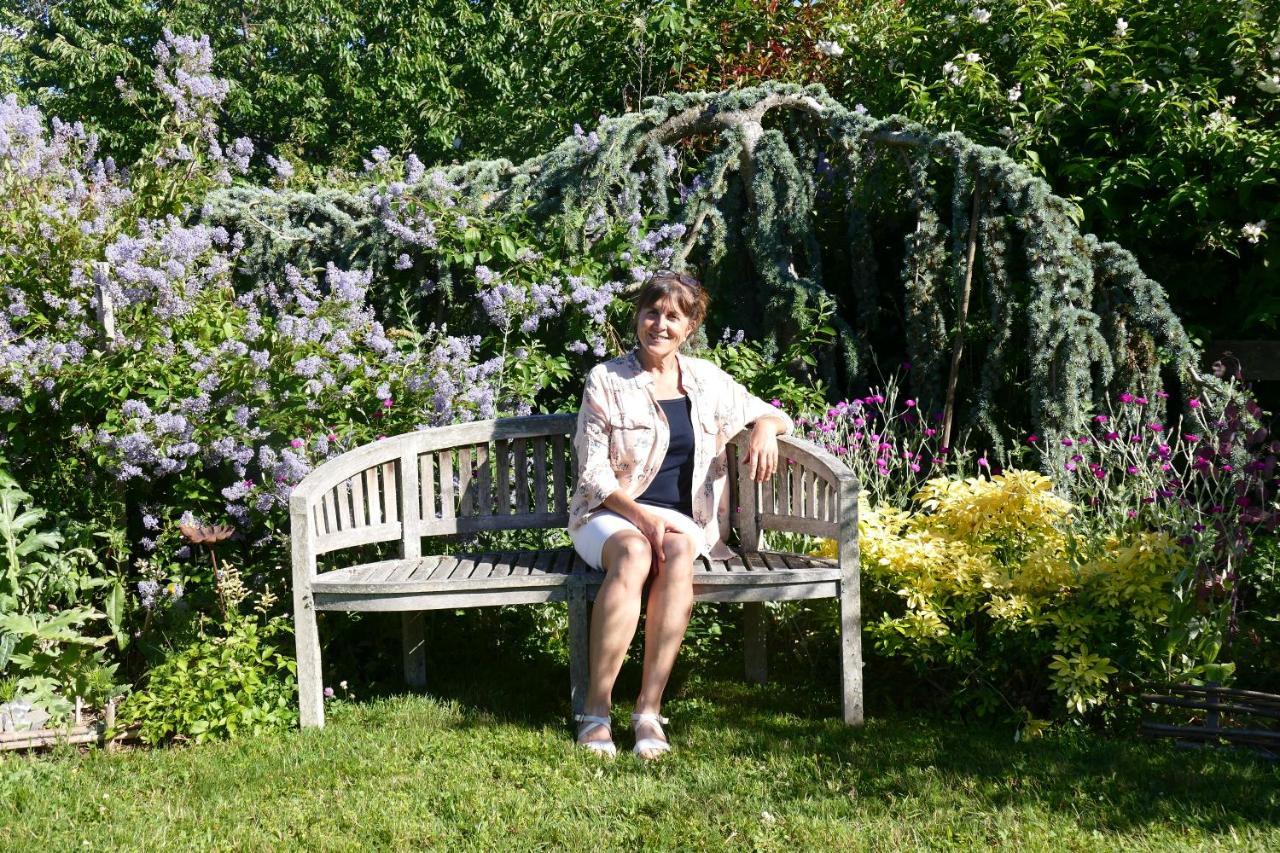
[570,506,708,571]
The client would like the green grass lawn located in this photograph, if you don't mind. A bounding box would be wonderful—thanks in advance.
[2,650,1277,852]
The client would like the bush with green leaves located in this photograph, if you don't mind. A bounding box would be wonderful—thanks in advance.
[0,458,126,720]
[120,610,297,744]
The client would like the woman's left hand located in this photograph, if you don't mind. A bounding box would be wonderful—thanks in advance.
[741,420,781,482]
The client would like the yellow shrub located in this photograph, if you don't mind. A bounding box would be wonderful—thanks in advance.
[843,469,1188,716]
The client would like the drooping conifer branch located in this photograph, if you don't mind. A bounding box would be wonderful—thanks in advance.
[203,83,1203,455]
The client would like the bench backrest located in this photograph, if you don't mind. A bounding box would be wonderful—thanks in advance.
[290,413,858,571]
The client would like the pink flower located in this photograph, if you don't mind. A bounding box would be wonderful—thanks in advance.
[1061,437,1074,447]
[1105,431,1120,441]
[770,398,782,407]
[324,687,335,698]
[1135,396,1148,405]
[1188,398,1201,409]
[377,434,387,440]
[1221,464,1233,472]
[1127,510,1138,518]
[925,428,937,437]
[910,463,921,472]
[1093,468,1106,480]
[1126,465,1139,475]
[1156,390,1169,399]
[1119,392,1135,403]
[1093,414,1109,423]
[1064,461,1077,471]
[290,438,304,449]
[1147,423,1164,433]
[905,399,917,408]
[1027,434,1039,443]
[978,456,990,469]
[382,398,394,408]
[1184,434,1200,443]
[327,432,338,442]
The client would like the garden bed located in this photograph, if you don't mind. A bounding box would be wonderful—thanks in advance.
[0,699,139,752]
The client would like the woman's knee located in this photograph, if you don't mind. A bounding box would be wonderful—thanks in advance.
[603,533,652,583]
[659,535,696,580]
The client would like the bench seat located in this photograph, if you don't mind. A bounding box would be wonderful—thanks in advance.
[312,548,840,609]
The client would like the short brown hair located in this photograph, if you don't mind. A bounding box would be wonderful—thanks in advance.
[633,270,709,336]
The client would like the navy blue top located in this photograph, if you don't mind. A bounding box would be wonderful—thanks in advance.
[635,396,695,516]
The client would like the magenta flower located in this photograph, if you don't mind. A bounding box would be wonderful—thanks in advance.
[977,456,990,469]
[1135,396,1149,405]
[1184,433,1200,443]
[382,398,394,408]
[1127,510,1138,518]
[1188,398,1201,409]
[905,399,917,408]
[327,432,338,441]
[290,438,304,449]
[1061,437,1074,447]
[1105,431,1120,441]
[1093,468,1106,480]
[1222,464,1234,472]
[1147,423,1164,433]
[1093,414,1109,423]
[770,398,782,407]
[1119,392,1135,403]
[1064,461,1077,471]
[925,428,936,437]
[1126,465,1139,475]
[1027,434,1039,443]
[1156,390,1169,399]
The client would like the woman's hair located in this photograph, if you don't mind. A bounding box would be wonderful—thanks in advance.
[632,270,710,340]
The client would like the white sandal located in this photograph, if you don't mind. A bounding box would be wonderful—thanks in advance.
[630,712,671,759]
[574,713,617,758]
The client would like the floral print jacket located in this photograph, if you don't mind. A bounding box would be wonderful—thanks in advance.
[568,349,794,559]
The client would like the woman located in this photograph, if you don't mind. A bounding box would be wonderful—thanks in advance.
[567,270,793,758]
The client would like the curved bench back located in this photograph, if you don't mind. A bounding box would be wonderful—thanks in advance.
[290,413,858,578]
[291,414,578,561]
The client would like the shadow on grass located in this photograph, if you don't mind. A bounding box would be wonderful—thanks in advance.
[322,610,1279,835]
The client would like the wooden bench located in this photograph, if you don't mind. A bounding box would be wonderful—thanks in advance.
[290,414,863,729]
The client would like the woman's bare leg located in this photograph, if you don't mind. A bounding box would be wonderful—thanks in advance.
[579,530,652,744]
[634,533,695,756]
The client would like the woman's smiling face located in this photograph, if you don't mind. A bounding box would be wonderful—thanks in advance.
[636,297,692,360]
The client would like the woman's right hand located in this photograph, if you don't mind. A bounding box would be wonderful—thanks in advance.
[631,509,667,572]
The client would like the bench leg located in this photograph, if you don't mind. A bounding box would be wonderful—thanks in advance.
[568,588,590,717]
[402,612,427,690]
[839,581,864,726]
[294,589,325,729]
[744,601,768,684]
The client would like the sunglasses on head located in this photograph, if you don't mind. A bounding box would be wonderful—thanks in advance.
[653,269,701,289]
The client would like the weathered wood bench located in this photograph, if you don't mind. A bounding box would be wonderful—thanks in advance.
[290,414,863,729]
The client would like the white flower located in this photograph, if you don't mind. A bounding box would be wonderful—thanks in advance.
[1184,47,1199,61]
[971,8,991,24]
[816,40,845,58]
[944,14,957,26]
[1007,83,1022,102]
[1258,74,1280,95]
[1080,79,1095,93]
[1242,221,1268,243]
[965,51,981,64]
[1270,47,1280,61]
[761,810,777,825]
[853,103,868,115]
[1133,80,1153,95]
[943,61,964,86]
[1115,17,1129,37]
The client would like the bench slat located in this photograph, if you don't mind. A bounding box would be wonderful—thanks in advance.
[365,467,382,525]
[514,439,529,515]
[552,435,568,513]
[438,449,455,520]
[382,461,399,524]
[459,445,474,516]
[351,471,367,527]
[476,444,492,516]
[495,439,511,515]
[533,437,549,514]
[420,452,436,521]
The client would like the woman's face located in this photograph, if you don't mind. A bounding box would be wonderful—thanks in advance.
[636,297,692,361]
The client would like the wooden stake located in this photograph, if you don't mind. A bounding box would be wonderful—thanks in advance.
[941,177,983,454]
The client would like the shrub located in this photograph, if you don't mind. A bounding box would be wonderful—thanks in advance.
[120,612,297,744]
